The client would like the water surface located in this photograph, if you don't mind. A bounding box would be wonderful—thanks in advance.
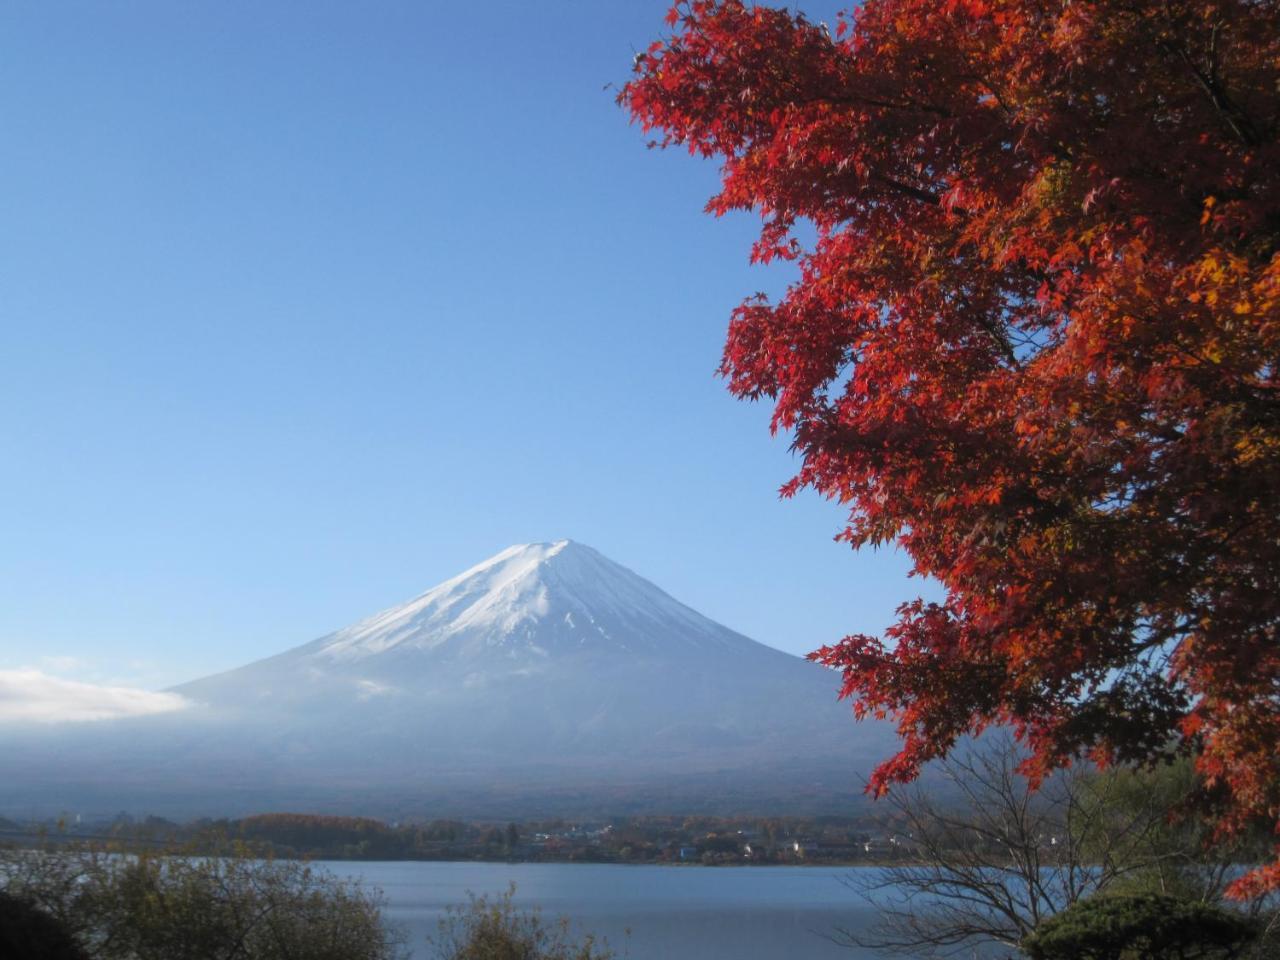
[322,860,886,960]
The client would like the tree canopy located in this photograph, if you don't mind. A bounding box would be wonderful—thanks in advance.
[622,0,1280,897]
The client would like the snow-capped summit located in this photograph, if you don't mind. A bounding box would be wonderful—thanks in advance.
[312,540,739,663]
[2,542,895,819]
[175,540,800,708]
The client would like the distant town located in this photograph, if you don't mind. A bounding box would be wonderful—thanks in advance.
[1,811,922,867]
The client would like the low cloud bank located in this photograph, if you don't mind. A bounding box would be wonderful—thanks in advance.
[0,669,190,723]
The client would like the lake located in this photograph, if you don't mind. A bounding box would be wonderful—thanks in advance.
[321,860,888,960]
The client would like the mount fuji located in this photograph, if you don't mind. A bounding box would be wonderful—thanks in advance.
[1,541,895,818]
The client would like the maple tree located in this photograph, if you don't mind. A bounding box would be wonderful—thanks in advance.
[622,0,1280,897]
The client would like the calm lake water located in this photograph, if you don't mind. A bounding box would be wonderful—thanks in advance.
[321,860,887,960]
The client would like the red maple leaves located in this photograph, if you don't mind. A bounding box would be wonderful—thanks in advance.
[623,0,1280,897]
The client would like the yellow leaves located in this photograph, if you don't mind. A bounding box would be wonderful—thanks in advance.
[1028,159,1073,209]
[1233,428,1280,467]
[1201,195,1217,226]
[1186,249,1256,316]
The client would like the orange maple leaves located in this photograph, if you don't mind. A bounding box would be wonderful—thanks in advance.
[624,0,1280,897]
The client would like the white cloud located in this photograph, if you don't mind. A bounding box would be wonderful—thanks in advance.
[355,678,393,700]
[0,669,190,723]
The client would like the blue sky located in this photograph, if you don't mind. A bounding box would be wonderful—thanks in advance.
[0,0,935,694]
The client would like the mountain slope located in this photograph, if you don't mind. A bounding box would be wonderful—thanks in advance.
[1,542,894,817]
[177,540,819,705]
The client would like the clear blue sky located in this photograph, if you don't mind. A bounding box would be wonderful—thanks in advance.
[0,0,936,691]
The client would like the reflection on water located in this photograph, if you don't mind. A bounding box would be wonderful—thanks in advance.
[321,860,887,960]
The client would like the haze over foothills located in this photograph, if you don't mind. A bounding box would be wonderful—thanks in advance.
[0,0,940,725]
[0,541,896,818]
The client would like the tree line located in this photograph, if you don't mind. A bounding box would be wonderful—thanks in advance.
[12,810,905,866]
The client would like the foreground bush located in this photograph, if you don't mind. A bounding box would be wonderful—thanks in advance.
[0,892,88,960]
[1022,893,1258,960]
[429,884,616,960]
[0,843,405,960]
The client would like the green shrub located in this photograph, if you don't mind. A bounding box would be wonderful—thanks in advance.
[1022,893,1258,960]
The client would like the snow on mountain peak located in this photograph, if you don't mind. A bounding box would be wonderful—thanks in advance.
[51,540,890,819]
[311,540,740,664]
